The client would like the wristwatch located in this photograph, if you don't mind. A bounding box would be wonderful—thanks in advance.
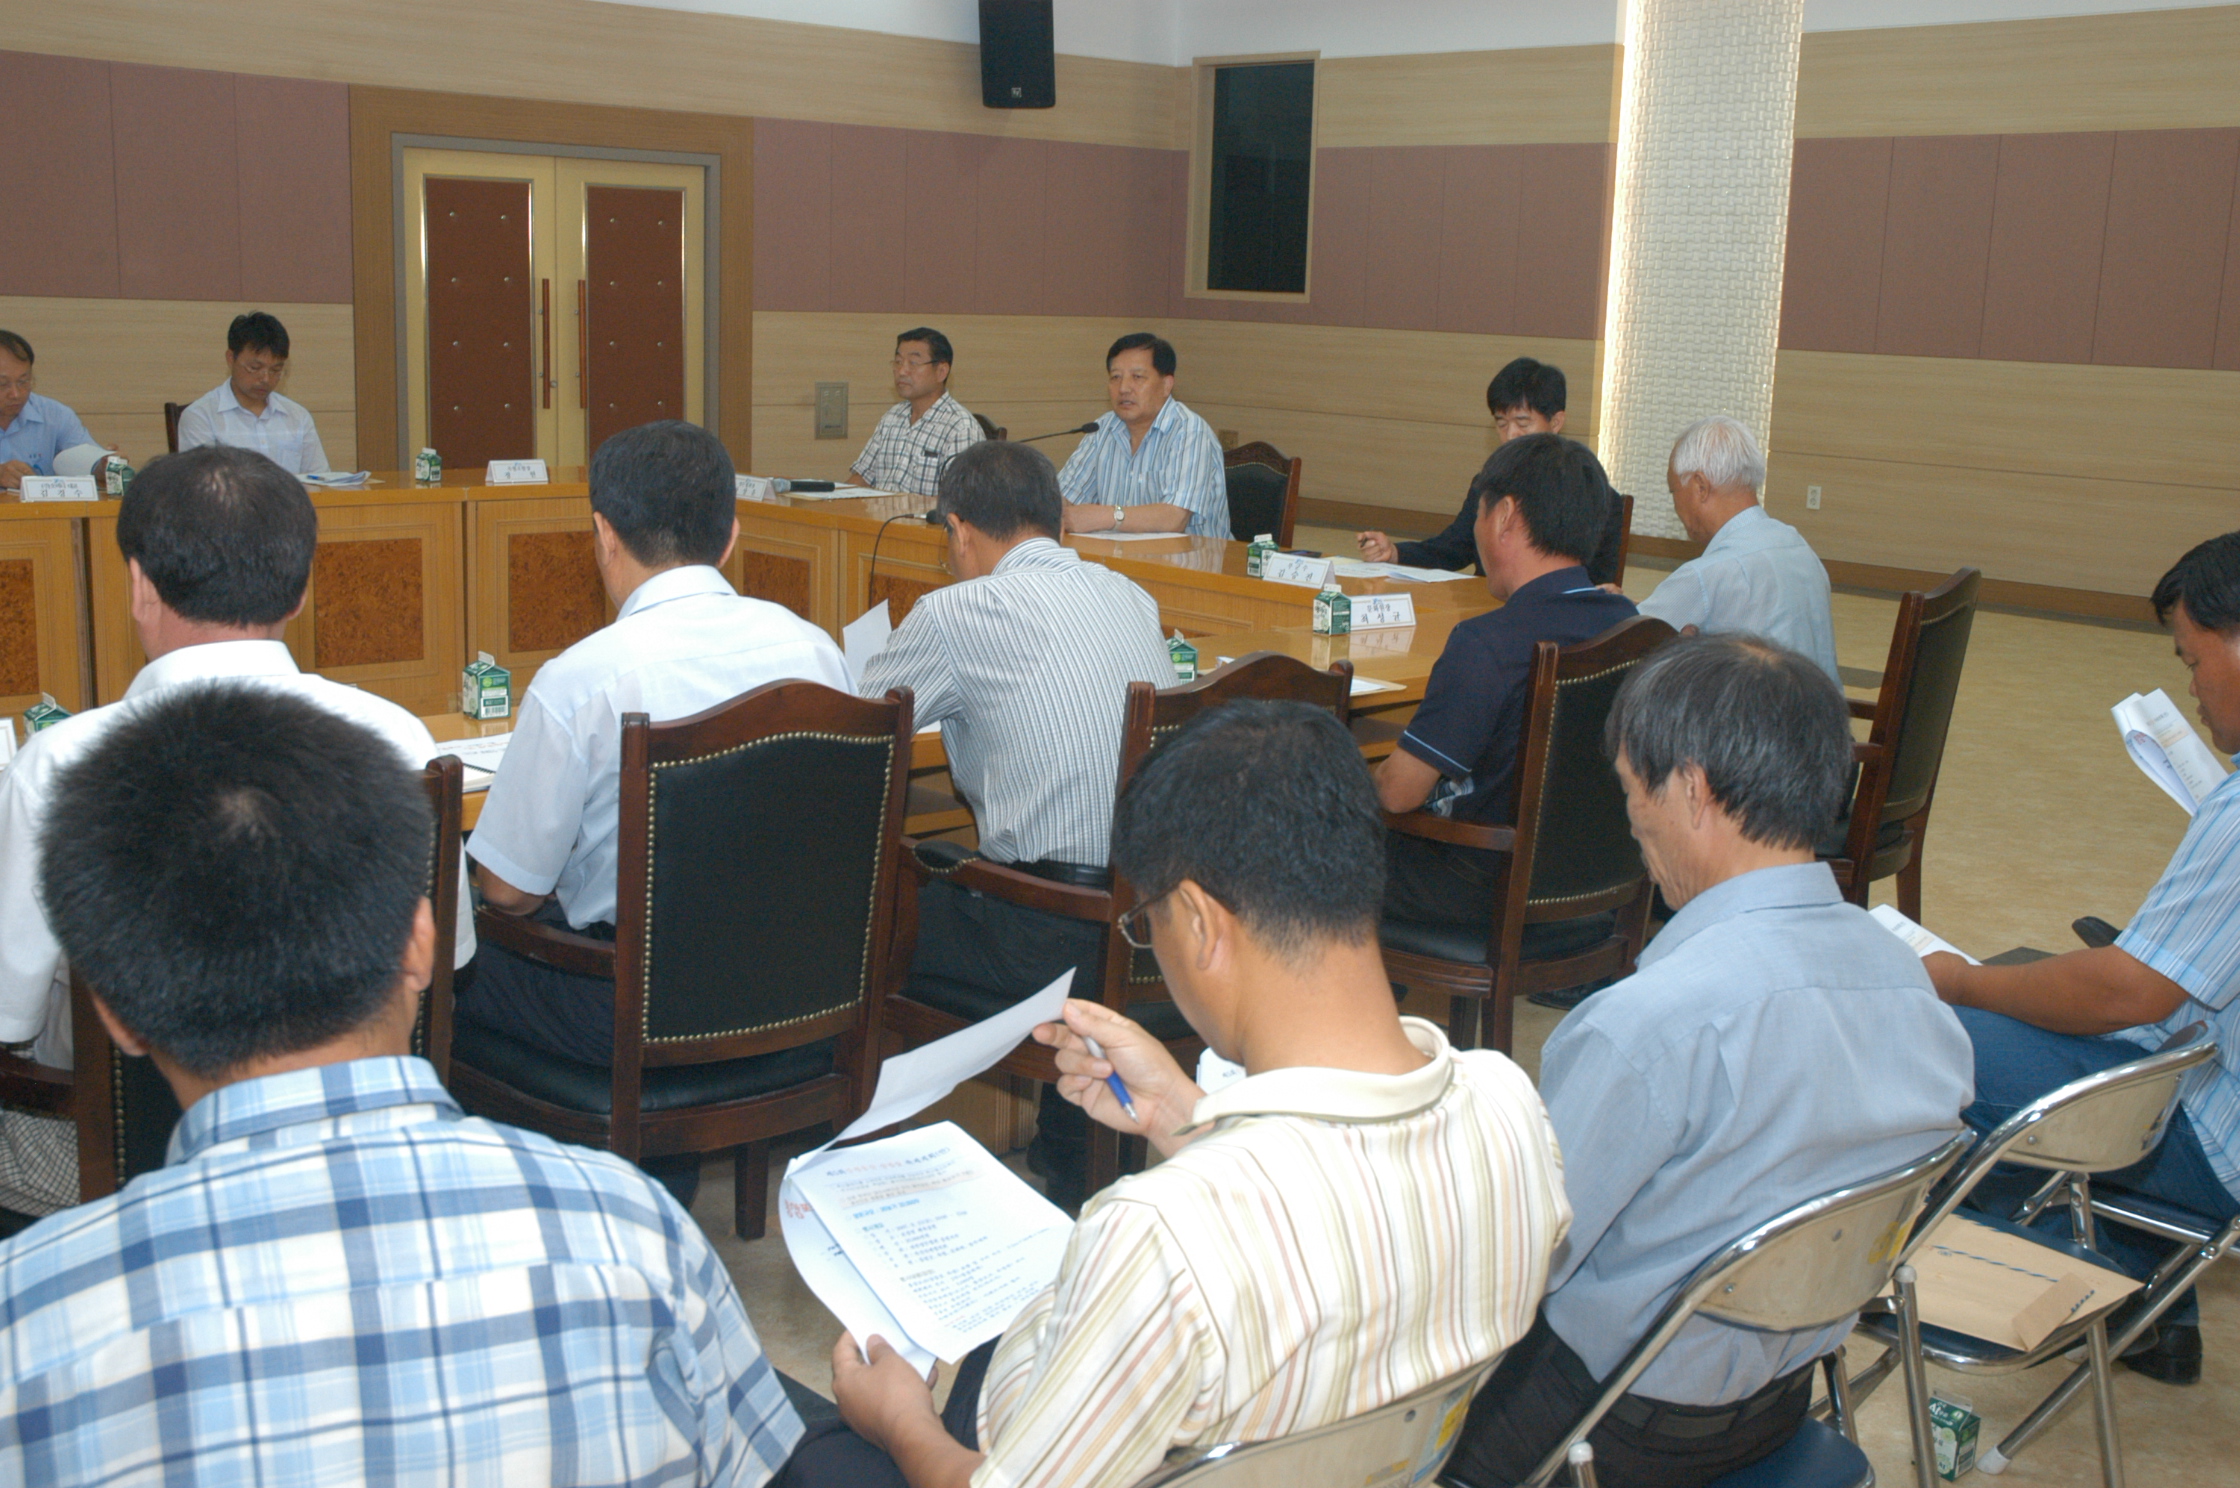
[1113,506,1125,530]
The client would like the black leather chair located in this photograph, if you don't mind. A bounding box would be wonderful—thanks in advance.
[1223,442,1302,547]
[163,401,187,453]
[885,653,1352,1193]
[449,681,913,1239]
[1819,568,1980,921]
[1380,617,1675,1053]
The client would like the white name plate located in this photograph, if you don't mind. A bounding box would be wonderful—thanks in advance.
[736,474,776,502]
[486,459,550,485]
[1351,592,1418,630]
[19,475,97,502]
[1261,551,1335,587]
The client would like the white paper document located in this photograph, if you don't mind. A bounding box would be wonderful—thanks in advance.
[784,483,887,501]
[440,733,512,792]
[842,600,892,690]
[1870,904,1980,965]
[1328,558,1477,584]
[302,470,374,487]
[2112,688,2230,815]
[844,968,1072,1142]
[1078,530,1191,543]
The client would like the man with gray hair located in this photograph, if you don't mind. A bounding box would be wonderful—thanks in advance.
[1638,416,1839,683]
[1446,635,1971,1488]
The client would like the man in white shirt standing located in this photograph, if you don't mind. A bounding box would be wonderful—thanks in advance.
[850,328,985,495]
[1056,334,1228,539]
[1636,416,1840,683]
[175,312,331,475]
[0,445,474,1218]
[463,422,848,1149]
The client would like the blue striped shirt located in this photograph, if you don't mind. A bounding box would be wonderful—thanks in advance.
[0,1057,802,1485]
[1056,397,1229,538]
[0,394,94,477]
[2113,766,2240,1199]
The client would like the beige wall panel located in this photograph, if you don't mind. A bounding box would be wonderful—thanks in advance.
[752,311,1149,414]
[1771,350,2240,492]
[1186,402,1501,517]
[16,0,1188,149]
[1796,7,2240,138]
[1770,450,2236,597]
[1316,46,1621,147]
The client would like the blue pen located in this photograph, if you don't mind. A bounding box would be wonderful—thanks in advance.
[1082,1036,1140,1124]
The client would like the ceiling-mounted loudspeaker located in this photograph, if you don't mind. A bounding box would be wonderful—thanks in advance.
[979,0,1055,109]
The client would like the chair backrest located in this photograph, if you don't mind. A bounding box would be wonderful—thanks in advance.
[1907,1027,2217,1249]
[1522,1130,1973,1488]
[163,401,186,453]
[1222,441,1302,547]
[973,412,1006,441]
[1608,493,1633,586]
[1133,1360,1496,1487]
[612,679,912,1077]
[1862,568,1981,828]
[413,756,465,1082]
[1509,616,1676,918]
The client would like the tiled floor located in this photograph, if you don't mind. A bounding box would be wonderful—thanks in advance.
[689,550,2236,1484]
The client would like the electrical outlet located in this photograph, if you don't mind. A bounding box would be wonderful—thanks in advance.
[814,382,849,440]
[1805,484,1822,510]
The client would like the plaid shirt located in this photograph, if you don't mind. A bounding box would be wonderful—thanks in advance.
[0,1057,801,1485]
[851,392,984,494]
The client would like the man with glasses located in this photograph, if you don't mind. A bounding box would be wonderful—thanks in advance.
[850,327,985,495]
[176,311,331,475]
[0,331,112,492]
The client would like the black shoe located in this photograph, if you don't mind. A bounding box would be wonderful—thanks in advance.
[2120,1321,2201,1385]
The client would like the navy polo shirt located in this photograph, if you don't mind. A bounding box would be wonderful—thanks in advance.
[1399,566,1638,824]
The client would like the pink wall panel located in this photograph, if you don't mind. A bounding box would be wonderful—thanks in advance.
[1436,146,1521,336]
[111,63,242,302]
[1875,135,2000,359]
[1979,132,2112,364]
[825,123,908,313]
[1512,144,1611,341]
[235,75,352,303]
[2217,187,2240,372]
[1040,141,1121,317]
[1362,148,1444,333]
[971,137,1048,317]
[2092,128,2238,369]
[1300,147,1370,328]
[1112,147,1179,324]
[753,117,832,312]
[0,52,121,299]
[903,130,981,314]
[1779,137,1891,353]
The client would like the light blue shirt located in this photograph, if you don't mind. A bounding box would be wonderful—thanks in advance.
[176,380,330,475]
[2112,765,2240,1198]
[0,394,94,477]
[1057,396,1229,539]
[1638,504,1840,682]
[1540,861,1973,1405]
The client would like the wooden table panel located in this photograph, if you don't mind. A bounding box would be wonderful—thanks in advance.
[467,494,615,697]
[0,513,91,725]
[289,501,466,716]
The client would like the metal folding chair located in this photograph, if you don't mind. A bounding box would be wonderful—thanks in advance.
[1534,1131,1972,1488]
[1844,1026,2217,1488]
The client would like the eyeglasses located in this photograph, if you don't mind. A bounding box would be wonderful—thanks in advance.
[0,375,33,396]
[1116,888,1174,950]
[890,356,934,372]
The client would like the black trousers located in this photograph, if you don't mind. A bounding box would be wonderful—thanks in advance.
[1444,1313,1813,1488]
[1384,831,1504,929]
[773,1339,997,1487]
[456,900,619,1066]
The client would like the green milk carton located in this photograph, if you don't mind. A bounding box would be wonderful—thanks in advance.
[1167,630,1198,684]
[1930,1393,1979,1479]
[1244,532,1276,578]
[461,651,512,720]
[23,693,71,733]
[1312,580,1352,636]
[102,458,136,496]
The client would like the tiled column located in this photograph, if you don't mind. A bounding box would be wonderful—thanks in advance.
[1598,0,1804,539]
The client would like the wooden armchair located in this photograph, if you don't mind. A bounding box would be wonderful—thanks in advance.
[1223,441,1303,546]
[1380,617,1675,1053]
[1819,568,1981,920]
[163,401,187,453]
[447,681,914,1238]
[973,412,1007,441]
[884,652,1354,1193]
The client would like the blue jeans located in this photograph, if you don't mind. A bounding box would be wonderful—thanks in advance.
[1955,1007,2239,1327]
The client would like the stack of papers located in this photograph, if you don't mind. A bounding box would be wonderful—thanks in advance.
[440,733,512,792]
[785,484,889,501]
[1869,904,1979,965]
[1328,558,1476,584]
[2112,689,2230,815]
[302,471,374,487]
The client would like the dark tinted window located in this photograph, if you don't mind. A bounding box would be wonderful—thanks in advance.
[1206,62,1314,294]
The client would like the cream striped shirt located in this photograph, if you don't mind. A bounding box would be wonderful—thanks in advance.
[970,1018,1569,1488]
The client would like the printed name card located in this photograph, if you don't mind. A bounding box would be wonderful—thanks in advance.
[1261,551,1335,588]
[18,476,97,502]
[485,459,550,485]
[736,474,776,502]
[1350,593,1417,630]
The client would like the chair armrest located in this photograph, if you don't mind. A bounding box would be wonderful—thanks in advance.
[1382,811,1516,853]
[1848,697,1877,721]
[1852,741,1889,767]
[0,1051,73,1114]
[473,903,617,978]
[901,836,1114,923]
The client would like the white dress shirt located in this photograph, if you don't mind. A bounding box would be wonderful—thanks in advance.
[0,640,476,1066]
[175,382,330,475]
[1637,504,1840,683]
[468,565,849,929]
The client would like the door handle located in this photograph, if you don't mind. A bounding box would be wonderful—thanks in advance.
[540,278,552,409]
[577,279,589,410]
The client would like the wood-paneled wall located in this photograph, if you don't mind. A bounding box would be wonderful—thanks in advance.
[0,297,356,470]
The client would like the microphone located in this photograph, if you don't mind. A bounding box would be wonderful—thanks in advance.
[1015,421,1100,444]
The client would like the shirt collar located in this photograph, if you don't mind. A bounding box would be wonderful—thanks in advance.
[1637,860,1844,969]
[7,396,47,428]
[989,536,1076,575]
[124,638,301,698]
[1506,565,1595,603]
[168,1056,462,1166]
[1704,502,1771,554]
[911,393,957,423]
[616,563,733,620]
[1175,1016,1455,1135]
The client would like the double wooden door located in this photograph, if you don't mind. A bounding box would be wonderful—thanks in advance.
[402,148,707,470]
